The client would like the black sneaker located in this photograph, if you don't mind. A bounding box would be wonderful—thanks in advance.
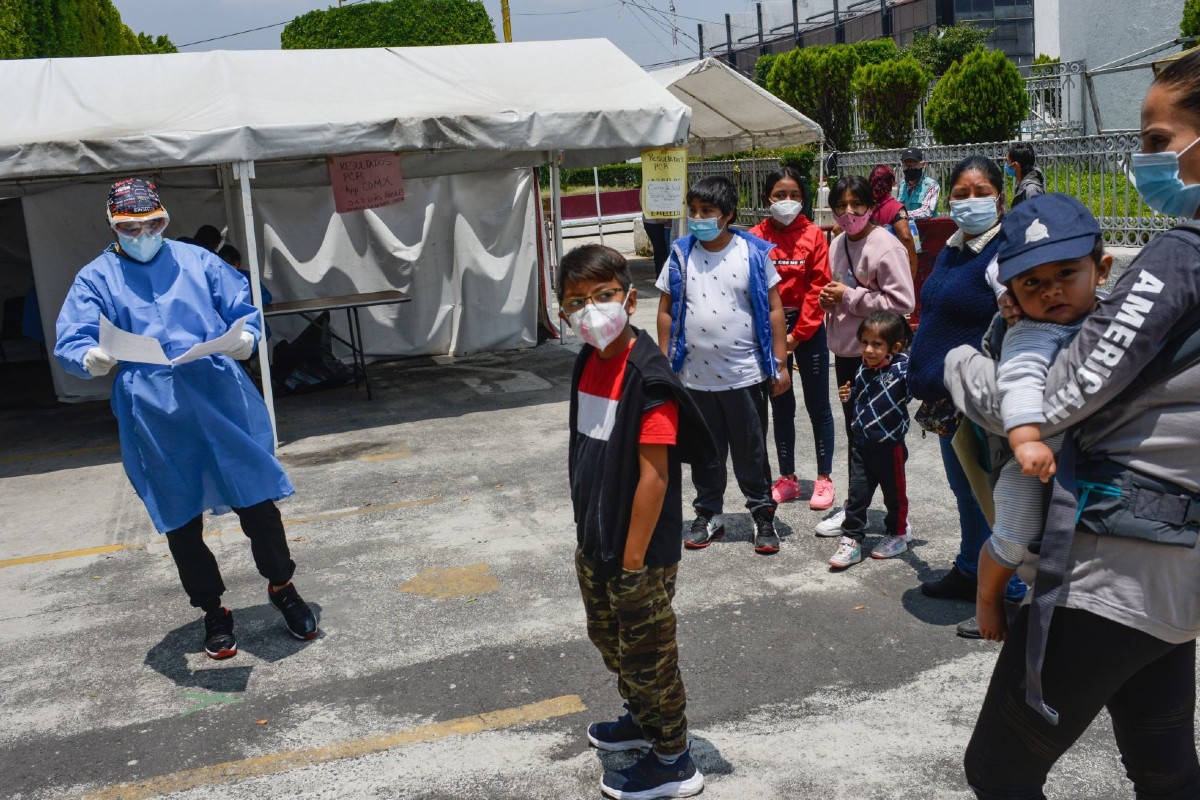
[587,709,650,751]
[921,566,977,600]
[204,607,237,660]
[683,512,725,549]
[752,508,781,554]
[600,748,704,800]
[268,583,318,640]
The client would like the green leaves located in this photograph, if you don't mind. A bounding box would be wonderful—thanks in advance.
[907,23,994,76]
[281,0,497,50]
[1183,0,1200,38]
[1,0,176,59]
[767,44,860,150]
[852,56,929,149]
[925,48,1027,145]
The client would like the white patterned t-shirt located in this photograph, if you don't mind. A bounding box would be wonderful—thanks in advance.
[656,235,780,391]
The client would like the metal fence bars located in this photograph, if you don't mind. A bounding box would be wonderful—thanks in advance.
[837,131,1181,246]
[687,158,787,228]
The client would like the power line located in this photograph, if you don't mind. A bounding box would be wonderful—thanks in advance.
[175,0,373,49]
[513,3,621,16]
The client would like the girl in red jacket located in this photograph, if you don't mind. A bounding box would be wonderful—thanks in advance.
[748,168,836,510]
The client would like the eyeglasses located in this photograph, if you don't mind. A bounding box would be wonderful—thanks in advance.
[561,286,627,314]
[112,217,168,238]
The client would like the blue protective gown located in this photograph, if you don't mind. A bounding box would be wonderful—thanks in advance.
[55,240,293,533]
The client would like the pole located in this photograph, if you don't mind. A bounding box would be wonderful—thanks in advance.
[756,3,765,56]
[549,151,565,342]
[501,0,512,42]
[833,0,842,44]
[697,23,704,59]
[725,13,734,65]
[593,166,604,246]
[233,160,278,447]
[792,0,799,46]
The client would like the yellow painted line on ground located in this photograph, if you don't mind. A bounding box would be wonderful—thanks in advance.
[0,543,129,569]
[0,444,120,465]
[80,694,587,800]
[0,497,443,569]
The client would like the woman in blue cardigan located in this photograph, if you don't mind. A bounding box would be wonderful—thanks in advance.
[907,156,1026,632]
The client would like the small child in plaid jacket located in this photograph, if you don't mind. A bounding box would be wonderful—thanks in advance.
[829,310,913,568]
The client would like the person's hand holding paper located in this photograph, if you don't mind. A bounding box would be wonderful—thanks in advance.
[99,314,257,366]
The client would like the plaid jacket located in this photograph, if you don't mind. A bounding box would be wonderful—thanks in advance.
[851,352,911,446]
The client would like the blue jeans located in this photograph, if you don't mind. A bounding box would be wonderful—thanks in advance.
[769,317,835,477]
[938,433,1025,601]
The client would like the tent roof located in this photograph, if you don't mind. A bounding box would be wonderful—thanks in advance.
[0,39,690,182]
[648,58,823,157]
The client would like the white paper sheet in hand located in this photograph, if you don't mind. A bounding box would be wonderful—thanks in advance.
[99,314,255,366]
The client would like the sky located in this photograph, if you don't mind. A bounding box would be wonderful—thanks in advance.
[108,0,831,69]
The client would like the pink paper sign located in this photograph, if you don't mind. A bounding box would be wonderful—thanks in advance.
[327,153,405,213]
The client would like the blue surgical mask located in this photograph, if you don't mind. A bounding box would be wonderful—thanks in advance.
[1130,135,1200,218]
[1004,163,1017,178]
[687,216,724,242]
[117,232,164,263]
[949,197,1000,235]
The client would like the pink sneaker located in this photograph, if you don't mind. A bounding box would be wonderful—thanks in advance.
[771,475,801,504]
[809,478,835,511]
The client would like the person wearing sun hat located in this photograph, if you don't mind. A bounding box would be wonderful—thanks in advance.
[54,177,318,660]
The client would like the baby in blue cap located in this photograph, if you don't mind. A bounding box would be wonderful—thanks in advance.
[978,193,1111,638]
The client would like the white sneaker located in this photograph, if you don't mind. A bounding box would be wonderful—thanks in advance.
[828,536,862,569]
[871,532,910,559]
[814,503,847,537]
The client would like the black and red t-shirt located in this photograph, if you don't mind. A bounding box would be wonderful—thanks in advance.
[570,339,684,567]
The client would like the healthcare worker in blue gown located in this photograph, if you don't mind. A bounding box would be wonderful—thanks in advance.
[54,178,318,660]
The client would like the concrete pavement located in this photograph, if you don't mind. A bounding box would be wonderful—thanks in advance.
[0,237,1150,799]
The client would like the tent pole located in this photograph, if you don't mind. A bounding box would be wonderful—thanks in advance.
[233,160,278,448]
[550,151,565,342]
[593,166,604,246]
[219,165,238,246]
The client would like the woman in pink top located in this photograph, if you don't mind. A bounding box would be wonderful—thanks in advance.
[814,174,915,537]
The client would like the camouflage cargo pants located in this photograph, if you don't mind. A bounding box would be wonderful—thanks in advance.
[575,547,688,755]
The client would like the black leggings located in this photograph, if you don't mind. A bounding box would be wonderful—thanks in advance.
[964,605,1200,800]
[165,500,296,613]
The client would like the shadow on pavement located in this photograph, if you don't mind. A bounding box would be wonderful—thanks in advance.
[144,601,324,692]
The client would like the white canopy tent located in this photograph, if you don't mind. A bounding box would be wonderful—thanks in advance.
[0,39,690,435]
[647,58,823,157]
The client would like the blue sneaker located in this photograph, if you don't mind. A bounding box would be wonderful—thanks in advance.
[587,710,650,751]
[600,748,704,800]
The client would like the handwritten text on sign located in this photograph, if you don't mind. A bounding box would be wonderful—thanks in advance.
[328,153,405,213]
[641,147,688,218]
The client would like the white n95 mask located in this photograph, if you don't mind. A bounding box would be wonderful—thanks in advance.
[568,301,628,350]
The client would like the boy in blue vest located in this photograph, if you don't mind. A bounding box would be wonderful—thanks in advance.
[655,176,791,554]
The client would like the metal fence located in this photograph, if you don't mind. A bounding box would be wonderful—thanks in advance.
[850,59,1089,151]
[838,131,1182,246]
[688,158,788,228]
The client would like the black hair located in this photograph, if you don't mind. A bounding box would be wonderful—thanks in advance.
[831,175,874,209]
[1007,142,1036,172]
[217,244,242,266]
[556,244,632,301]
[857,310,912,350]
[949,155,1004,196]
[687,176,738,217]
[1154,48,1200,125]
[761,166,809,206]
[194,224,222,251]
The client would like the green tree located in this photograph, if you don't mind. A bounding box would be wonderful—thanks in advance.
[5,0,175,59]
[850,37,899,66]
[1183,0,1200,37]
[853,55,930,149]
[906,22,994,76]
[282,0,496,49]
[925,48,1027,145]
[767,44,860,150]
[754,52,777,89]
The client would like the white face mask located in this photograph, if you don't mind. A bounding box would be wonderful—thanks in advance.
[769,200,803,226]
[568,300,628,350]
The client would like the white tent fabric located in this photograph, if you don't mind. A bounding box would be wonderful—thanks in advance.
[0,39,690,181]
[648,58,823,157]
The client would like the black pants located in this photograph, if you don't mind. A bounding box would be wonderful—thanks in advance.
[643,218,672,272]
[834,355,862,487]
[165,500,296,613]
[964,605,1200,800]
[689,382,775,515]
[841,441,907,541]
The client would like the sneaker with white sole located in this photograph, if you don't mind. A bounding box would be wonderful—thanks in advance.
[814,503,847,537]
[684,512,725,549]
[587,709,650,751]
[809,478,836,511]
[600,748,704,800]
[828,535,862,569]
[871,532,911,559]
[771,475,801,504]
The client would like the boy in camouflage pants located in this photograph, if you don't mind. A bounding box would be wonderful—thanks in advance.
[561,244,714,800]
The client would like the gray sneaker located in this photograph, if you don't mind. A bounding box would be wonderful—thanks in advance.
[684,513,725,549]
[871,532,911,559]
